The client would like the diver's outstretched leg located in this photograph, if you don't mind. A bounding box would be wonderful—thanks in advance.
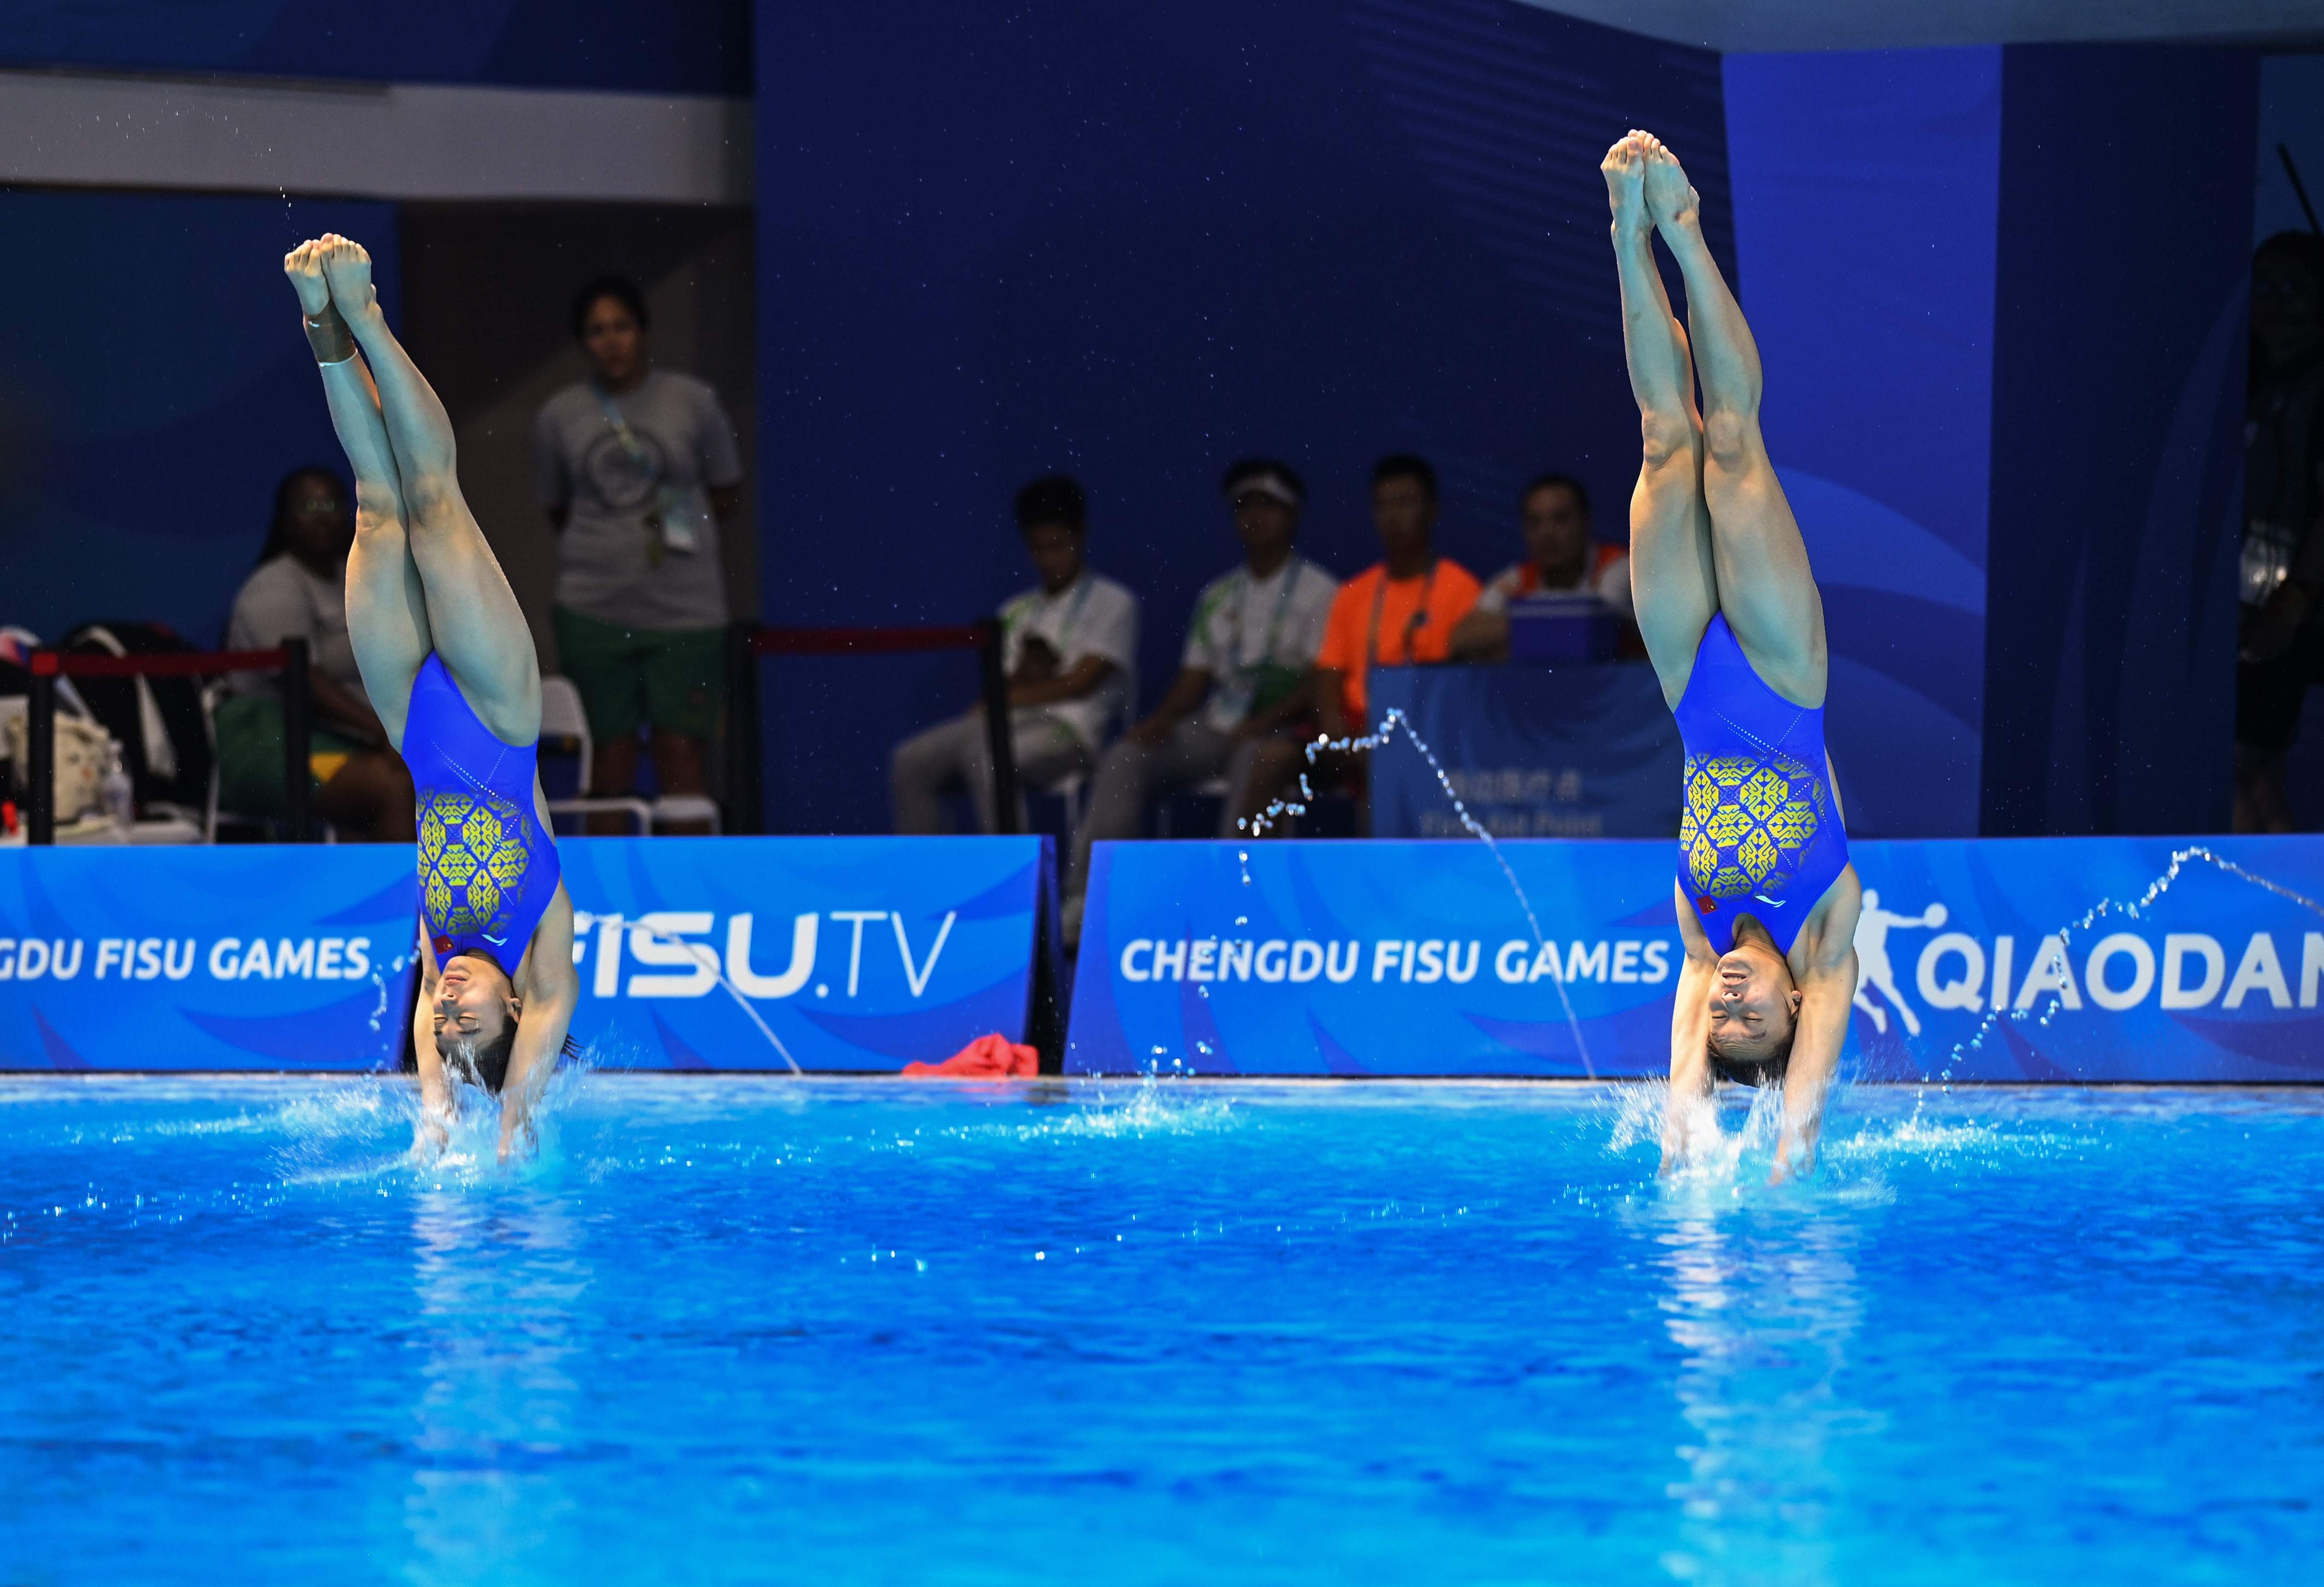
[285,239,431,747]
[1604,133,1717,708]
[1638,135,1825,709]
[314,235,540,747]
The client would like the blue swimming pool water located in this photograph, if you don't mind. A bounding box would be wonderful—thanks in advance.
[1,1076,2318,1585]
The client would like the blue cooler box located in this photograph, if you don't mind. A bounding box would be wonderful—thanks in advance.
[1508,594,1621,662]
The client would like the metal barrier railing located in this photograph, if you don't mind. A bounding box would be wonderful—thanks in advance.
[725,620,1016,835]
[19,623,1014,845]
[20,639,312,846]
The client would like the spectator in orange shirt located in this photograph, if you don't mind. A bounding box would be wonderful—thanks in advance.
[1241,453,1479,833]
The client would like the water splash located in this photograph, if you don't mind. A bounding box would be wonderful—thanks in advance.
[1609,1075,1793,1188]
[1935,844,2324,1085]
[408,1043,601,1183]
[1058,1066,1238,1138]
[1236,707,1594,1077]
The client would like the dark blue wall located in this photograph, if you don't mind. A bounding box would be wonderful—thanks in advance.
[755,0,1731,834]
[1981,44,2257,836]
[1723,47,2003,839]
[0,192,399,649]
[0,0,749,94]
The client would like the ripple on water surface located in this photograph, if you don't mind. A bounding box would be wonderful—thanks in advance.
[0,1074,2319,1586]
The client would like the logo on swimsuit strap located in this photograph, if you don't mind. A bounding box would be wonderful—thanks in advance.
[1697,896,1717,913]
[418,790,537,943]
[432,934,453,955]
[1679,753,1827,901]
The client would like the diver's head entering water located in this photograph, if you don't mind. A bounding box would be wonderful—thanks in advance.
[432,953,522,1094]
[1705,934,1799,1088]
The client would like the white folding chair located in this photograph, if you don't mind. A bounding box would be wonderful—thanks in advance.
[650,793,722,833]
[539,675,654,835]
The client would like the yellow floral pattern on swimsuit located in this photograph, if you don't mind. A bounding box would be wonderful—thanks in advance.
[418,790,535,940]
[1679,753,1826,900]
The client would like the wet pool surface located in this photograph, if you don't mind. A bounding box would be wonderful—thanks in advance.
[1,1075,2319,1584]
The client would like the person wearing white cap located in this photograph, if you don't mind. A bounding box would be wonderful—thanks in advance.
[1061,458,1340,950]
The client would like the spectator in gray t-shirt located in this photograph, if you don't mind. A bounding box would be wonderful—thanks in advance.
[536,275,744,831]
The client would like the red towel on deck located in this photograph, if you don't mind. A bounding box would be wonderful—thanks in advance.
[902,1032,1039,1078]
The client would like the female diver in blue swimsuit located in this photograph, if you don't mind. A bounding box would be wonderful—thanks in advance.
[284,235,579,1162]
[1603,133,1863,1182]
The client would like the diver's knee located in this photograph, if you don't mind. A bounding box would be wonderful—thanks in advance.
[1638,410,1699,467]
[352,497,405,541]
[1700,409,1758,470]
[401,476,467,530]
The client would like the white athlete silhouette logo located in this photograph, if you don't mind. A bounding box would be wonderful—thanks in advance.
[1851,889,1947,1035]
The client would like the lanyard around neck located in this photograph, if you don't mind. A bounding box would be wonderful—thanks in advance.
[593,381,661,481]
[1230,556,1300,672]
[1366,559,1438,670]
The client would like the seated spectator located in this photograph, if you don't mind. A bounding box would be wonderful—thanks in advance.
[1450,472,1633,661]
[1061,458,1339,942]
[537,274,744,834]
[1241,453,1480,832]
[892,475,1138,833]
[215,467,414,841]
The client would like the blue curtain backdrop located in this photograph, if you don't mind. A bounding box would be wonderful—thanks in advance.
[0,192,398,649]
[1981,45,2257,836]
[755,0,1732,834]
[0,0,749,94]
[1721,48,2002,840]
[1725,42,2257,840]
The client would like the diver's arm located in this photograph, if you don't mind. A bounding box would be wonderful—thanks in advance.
[500,887,579,1162]
[1007,655,1116,710]
[1662,881,1719,1174]
[412,937,452,1152]
[1773,866,1865,1183]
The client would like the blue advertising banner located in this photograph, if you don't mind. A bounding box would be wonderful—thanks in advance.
[1067,839,1674,1078]
[0,848,418,1071]
[1369,665,1682,840]
[1065,836,2324,1082]
[1841,838,2324,1083]
[559,836,1049,1071]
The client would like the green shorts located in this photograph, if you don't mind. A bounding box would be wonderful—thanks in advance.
[212,694,367,816]
[551,607,726,742]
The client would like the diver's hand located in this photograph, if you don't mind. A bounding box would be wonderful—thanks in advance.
[1659,1118,1707,1178]
[1659,1070,1718,1178]
[413,1065,453,1159]
[1769,1131,1815,1186]
[496,1099,538,1164]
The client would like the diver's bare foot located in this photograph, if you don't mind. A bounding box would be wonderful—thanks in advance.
[283,239,331,318]
[1638,132,1701,233]
[1601,132,1650,239]
[316,234,382,325]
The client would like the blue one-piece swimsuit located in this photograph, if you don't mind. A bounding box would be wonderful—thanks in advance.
[1673,614,1849,956]
[403,653,561,973]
